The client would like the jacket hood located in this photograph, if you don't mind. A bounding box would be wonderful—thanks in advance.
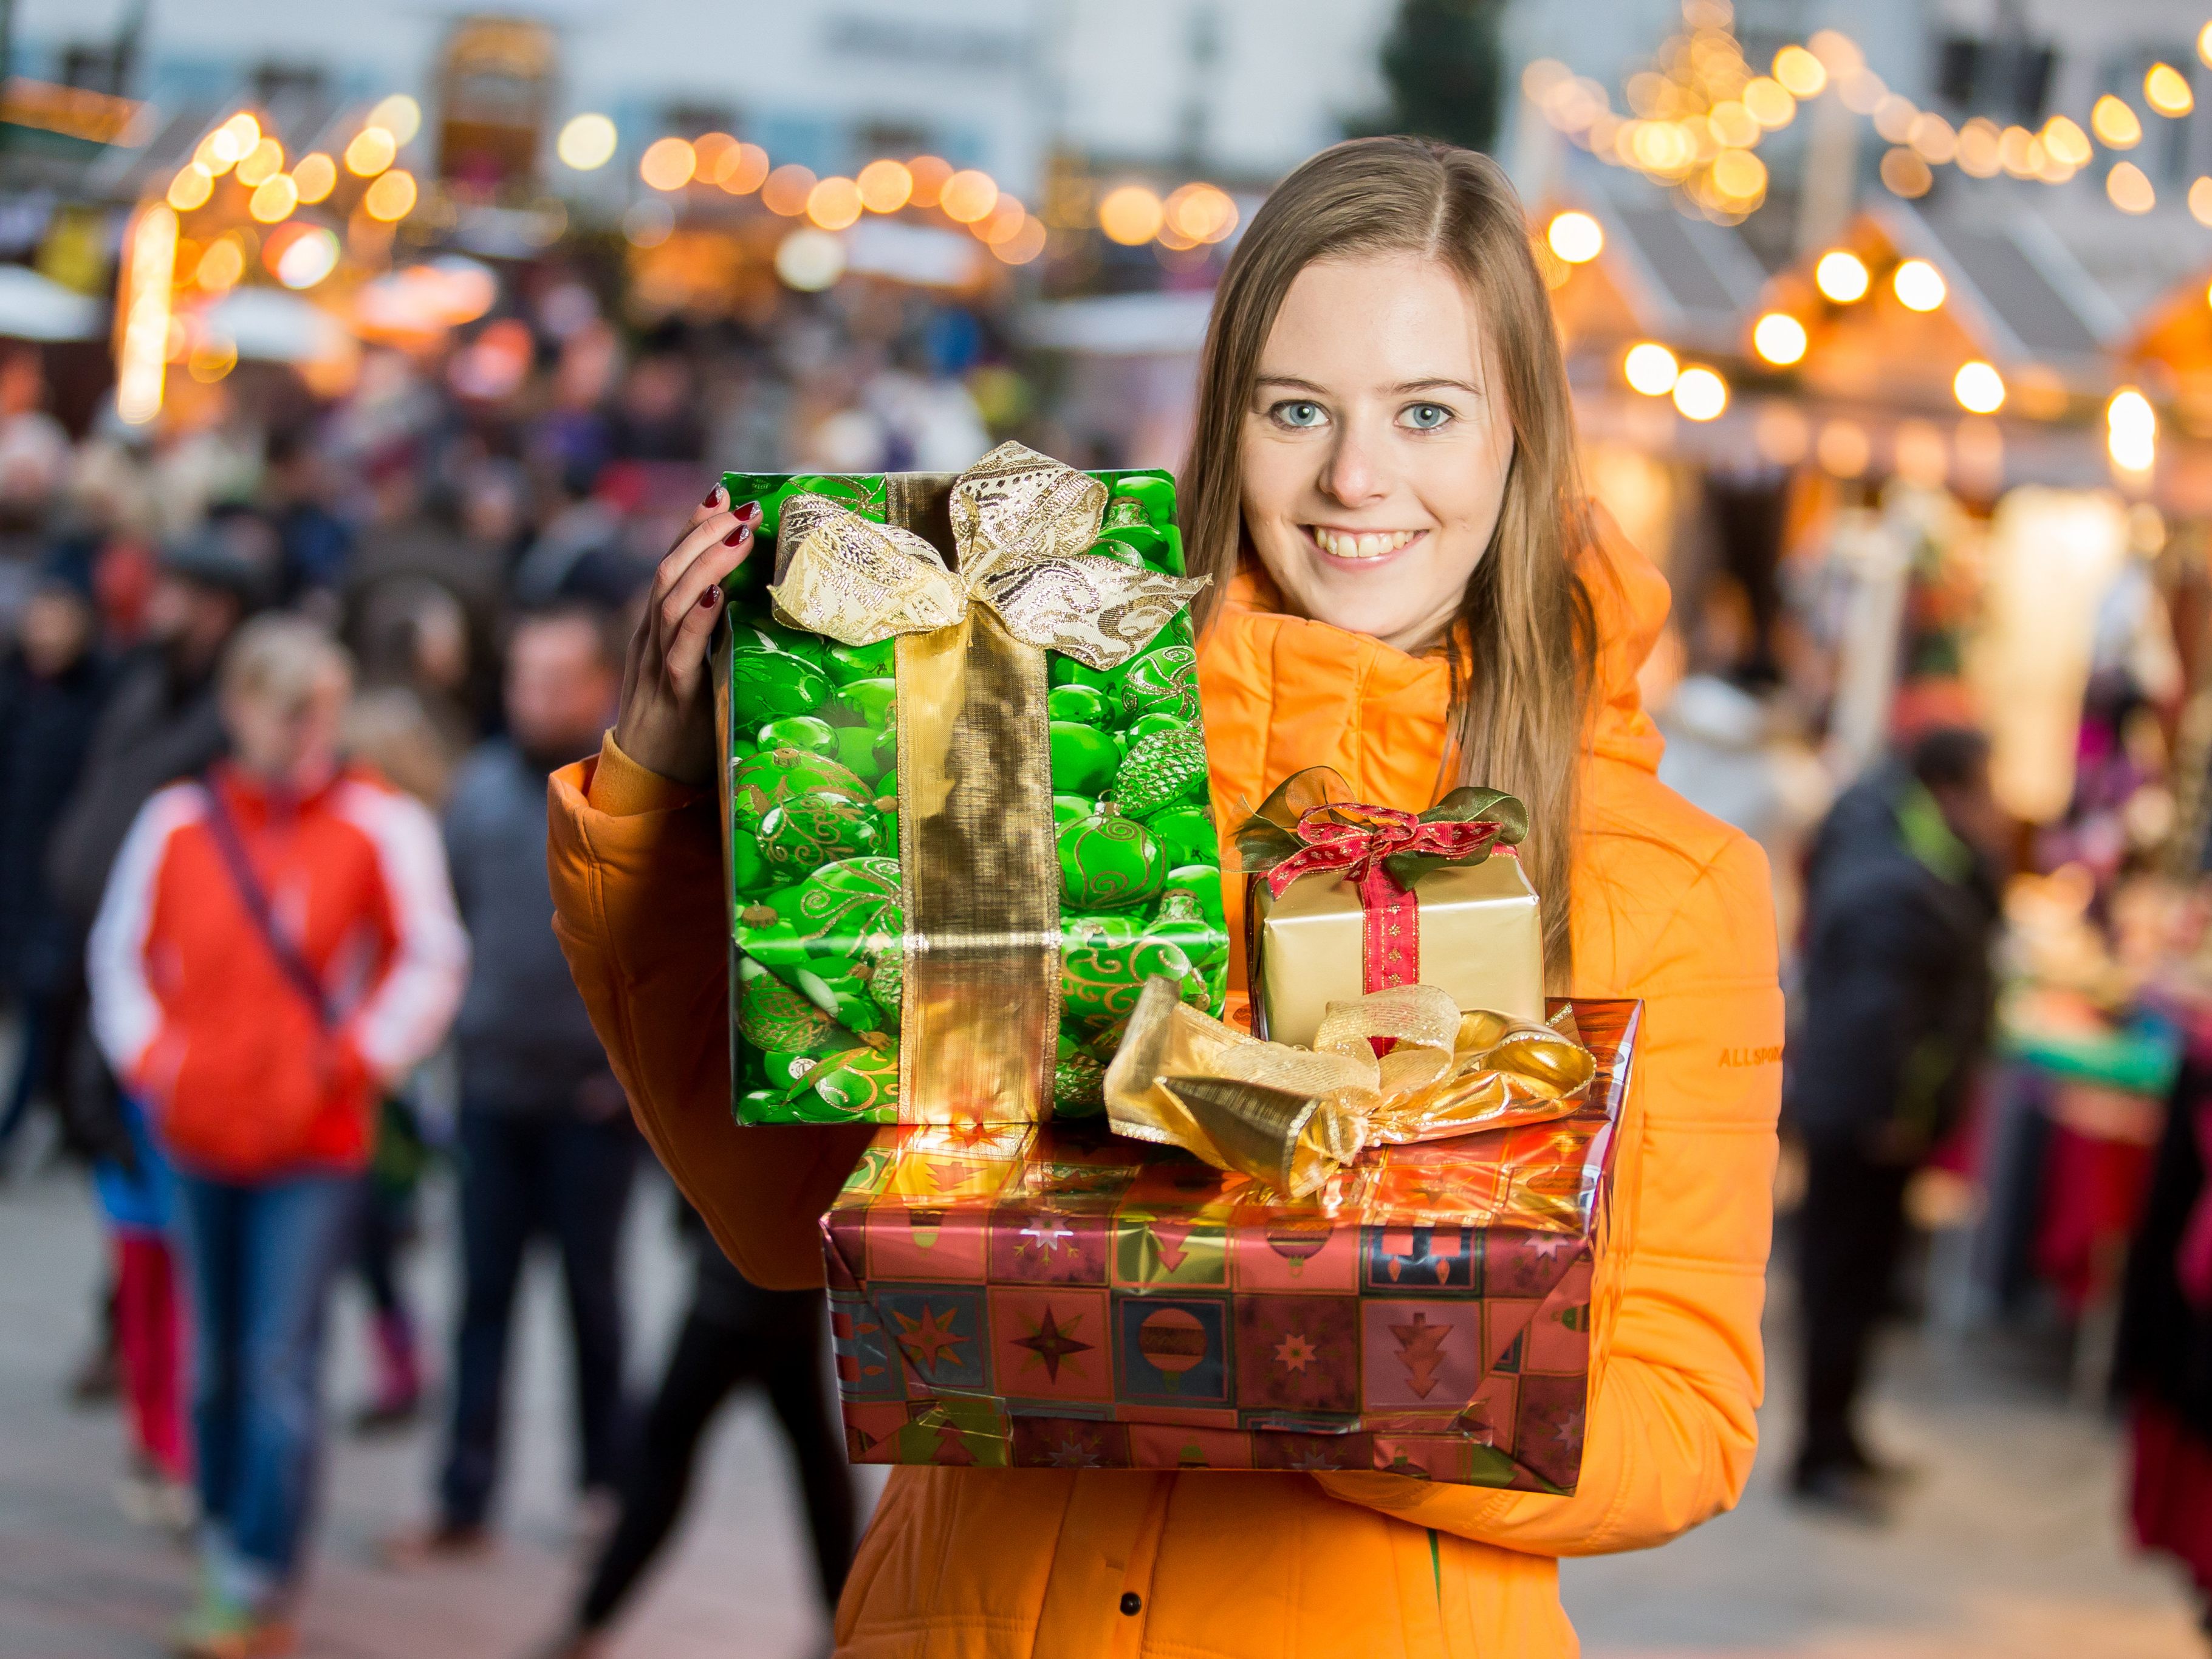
[1581,505,1671,776]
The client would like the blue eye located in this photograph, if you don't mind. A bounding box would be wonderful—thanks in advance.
[1401,403,1453,430]
[1271,400,1327,429]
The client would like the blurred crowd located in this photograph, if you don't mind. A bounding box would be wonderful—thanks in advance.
[0,274,1010,1654]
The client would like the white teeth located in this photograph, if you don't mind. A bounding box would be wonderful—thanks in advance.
[1312,528,1417,559]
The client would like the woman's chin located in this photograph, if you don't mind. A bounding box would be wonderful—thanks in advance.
[1296,586,1444,648]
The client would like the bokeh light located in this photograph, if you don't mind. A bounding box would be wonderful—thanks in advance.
[1880,147,1933,198]
[196,238,245,292]
[761,164,817,216]
[719,143,770,196]
[640,137,697,191]
[366,94,422,144]
[2108,387,2157,471]
[2108,162,2156,213]
[857,159,914,213]
[775,227,846,292]
[1097,184,1163,245]
[1546,210,1603,263]
[992,216,1049,265]
[292,152,336,204]
[1623,342,1679,395]
[346,125,397,177]
[1164,182,1238,244]
[273,225,340,289]
[939,169,1000,224]
[906,156,953,208]
[363,168,417,222]
[806,176,864,231]
[1892,259,1946,312]
[2092,95,2142,148]
[1673,366,1728,422]
[167,164,214,212]
[977,197,1027,245]
[1953,360,2006,414]
[248,173,298,224]
[236,137,284,188]
[1772,44,1827,97]
[1752,312,1807,365]
[2146,63,2194,117]
[556,114,618,171]
[1815,250,1870,303]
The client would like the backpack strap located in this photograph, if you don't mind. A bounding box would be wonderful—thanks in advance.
[198,773,336,1033]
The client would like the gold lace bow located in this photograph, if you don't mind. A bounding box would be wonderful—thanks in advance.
[1103,977,1597,1198]
[767,440,1208,671]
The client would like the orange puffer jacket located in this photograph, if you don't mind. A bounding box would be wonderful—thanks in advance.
[547,528,1782,1658]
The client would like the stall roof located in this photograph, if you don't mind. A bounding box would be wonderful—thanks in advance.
[1544,180,1767,355]
[1872,201,2118,375]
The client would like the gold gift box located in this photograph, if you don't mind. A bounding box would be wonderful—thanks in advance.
[1249,852,1545,1048]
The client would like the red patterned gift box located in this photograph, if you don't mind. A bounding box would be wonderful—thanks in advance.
[820,998,1639,1490]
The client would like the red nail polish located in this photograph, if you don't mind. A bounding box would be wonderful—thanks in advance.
[702,485,726,508]
[698,586,719,609]
[736,501,762,524]
[722,523,749,546]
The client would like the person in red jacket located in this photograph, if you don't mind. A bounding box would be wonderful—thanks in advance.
[88,613,467,1659]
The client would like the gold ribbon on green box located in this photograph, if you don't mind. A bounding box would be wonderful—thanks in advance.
[1103,976,1597,1198]
[766,442,1207,1121]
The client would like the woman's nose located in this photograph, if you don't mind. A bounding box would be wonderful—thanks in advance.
[1318,428,1389,508]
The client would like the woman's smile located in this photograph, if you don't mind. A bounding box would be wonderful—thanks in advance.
[1304,525,1429,564]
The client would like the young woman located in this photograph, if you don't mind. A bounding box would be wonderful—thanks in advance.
[549,138,1782,1657]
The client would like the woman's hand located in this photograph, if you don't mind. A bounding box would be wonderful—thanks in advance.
[612,487,759,787]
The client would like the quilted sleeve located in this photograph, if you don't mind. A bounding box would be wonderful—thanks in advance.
[547,735,872,1290]
[1317,830,1782,1555]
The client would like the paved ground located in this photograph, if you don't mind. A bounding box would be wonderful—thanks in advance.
[0,1159,2201,1659]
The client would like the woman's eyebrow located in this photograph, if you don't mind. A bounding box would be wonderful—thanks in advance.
[1253,374,1484,395]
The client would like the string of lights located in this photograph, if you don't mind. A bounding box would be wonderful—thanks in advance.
[555,112,1241,267]
[1529,1,2212,224]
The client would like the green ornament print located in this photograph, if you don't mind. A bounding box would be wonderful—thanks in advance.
[759,792,883,877]
[1049,721,1120,797]
[730,647,830,727]
[737,963,837,1053]
[1112,726,1209,819]
[1060,912,1149,1020]
[1057,808,1168,911]
[755,714,840,757]
[730,748,869,835]
[1118,644,1199,722]
[1053,1047,1108,1117]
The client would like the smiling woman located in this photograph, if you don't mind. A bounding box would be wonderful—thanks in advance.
[547,132,1781,1659]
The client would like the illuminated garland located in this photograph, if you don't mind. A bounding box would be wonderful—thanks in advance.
[1529,0,2212,221]
[586,118,1241,268]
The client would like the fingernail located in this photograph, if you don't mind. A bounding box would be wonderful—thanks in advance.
[722,523,750,546]
[736,501,762,525]
[698,586,720,609]
[703,484,727,508]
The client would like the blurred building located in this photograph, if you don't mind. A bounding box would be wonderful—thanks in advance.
[12,0,1395,199]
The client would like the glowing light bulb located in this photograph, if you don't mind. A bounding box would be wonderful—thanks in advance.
[1815,250,1869,303]
[1892,259,1945,312]
[1546,210,1603,263]
[1673,366,1728,421]
[1623,342,1679,395]
[1953,361,2005,414]
[1752,312,1807,365]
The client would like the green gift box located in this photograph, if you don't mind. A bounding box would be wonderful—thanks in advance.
[714,443,1230,1126]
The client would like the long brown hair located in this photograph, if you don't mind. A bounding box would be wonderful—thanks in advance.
[1180,137,1598,983]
